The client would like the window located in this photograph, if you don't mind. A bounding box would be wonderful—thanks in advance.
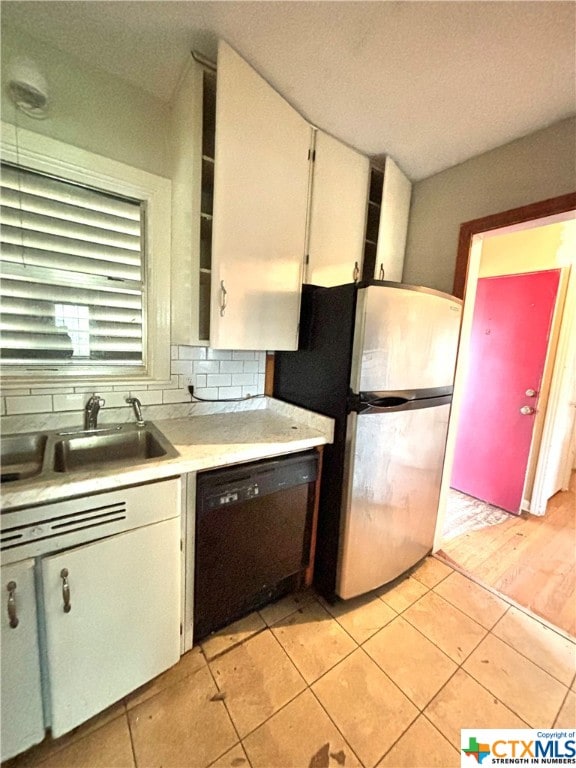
[0,123,171,384]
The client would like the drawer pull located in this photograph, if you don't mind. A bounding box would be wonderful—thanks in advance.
[220,280,228,317]
[353,262,360,282]
[379,263,385,280]
[7,580,19,629]
[60,568,71,613]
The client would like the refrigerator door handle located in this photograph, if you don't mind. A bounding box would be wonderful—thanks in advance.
[358,393,453,414]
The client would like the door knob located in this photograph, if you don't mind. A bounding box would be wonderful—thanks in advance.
[525,389,537,397]
[520,405,535,415]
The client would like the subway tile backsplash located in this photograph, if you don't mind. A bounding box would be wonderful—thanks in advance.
[1,346,267,426]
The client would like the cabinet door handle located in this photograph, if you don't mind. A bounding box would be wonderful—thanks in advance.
[379,263,385,280]
[353,262,360,282]
[219,280,227,317]
[60,568,71,613]
[6,580,19,629]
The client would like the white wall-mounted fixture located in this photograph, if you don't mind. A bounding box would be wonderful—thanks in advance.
[8,57,49,119]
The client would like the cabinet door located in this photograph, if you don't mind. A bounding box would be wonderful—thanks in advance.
[307,130,369,287]
[374,157,412,283]
[1,559,45,761]
[41,518,180,737]
[210,41,311,350]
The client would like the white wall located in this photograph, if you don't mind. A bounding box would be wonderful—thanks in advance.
[403,117,576,294]
[1,24,170,177]
[0,26,266,426]
[479,221,572,277]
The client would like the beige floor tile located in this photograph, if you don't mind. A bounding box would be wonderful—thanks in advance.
[258,589,315,626]
[208,743,250,768]
[555,690,576,727]
[492,606,576,685]
[209,629,306,737]
[376,715,460,768]
[312,648,418,768]
[128,665,238,768]
[242,689,361,768]
[433,570,509,629]
[364,616,457,708]
[5,702,126,768]
[201,611,265,661]
[125,645,206,709]
[378,576,429,613]
[403,591,487,663]
[321,591,397,644]
[425,669,529,748]
[33,716,134,768]
[270,598,356,683]
[464,634,570,727]
[411,556,453,588]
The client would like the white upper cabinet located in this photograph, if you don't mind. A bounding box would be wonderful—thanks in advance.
[370,157,412,283]
[210,42,311,350]
[306,130,370,287]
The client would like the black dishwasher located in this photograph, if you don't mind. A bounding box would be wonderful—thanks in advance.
[194,450,318,641]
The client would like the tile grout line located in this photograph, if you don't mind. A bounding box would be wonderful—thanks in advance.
[396,590,571,727]
[398,590,490,664]
[426,569,576,685]
[552,685,574,728]
[306,686,368,768]
[203,646,246,768]
[435,551,576,643]
[484,610,576,687]
[214,599,367,765]
[203,618,324,764]
[124,702,139,768]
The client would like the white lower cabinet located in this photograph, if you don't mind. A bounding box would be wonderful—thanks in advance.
[40,517,181,737]
[0,559,45,762]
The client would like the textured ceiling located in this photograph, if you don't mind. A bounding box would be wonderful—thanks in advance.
[2,1,575,180]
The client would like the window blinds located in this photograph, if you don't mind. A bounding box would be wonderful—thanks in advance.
[0,162,145,367]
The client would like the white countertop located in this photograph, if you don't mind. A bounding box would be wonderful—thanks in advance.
[1,399,334,511]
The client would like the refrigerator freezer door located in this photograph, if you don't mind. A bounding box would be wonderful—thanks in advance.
[351,285,462,393]
[337,402,451,599]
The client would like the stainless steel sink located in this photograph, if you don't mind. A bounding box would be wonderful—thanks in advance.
[52,423,179,473]
[1,433,48,483]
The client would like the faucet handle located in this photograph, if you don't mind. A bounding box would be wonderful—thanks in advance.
[126,397,145,427]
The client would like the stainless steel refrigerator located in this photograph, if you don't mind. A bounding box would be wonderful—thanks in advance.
[274,281,462,601]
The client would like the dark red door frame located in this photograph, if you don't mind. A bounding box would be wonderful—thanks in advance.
[452,192,576,299]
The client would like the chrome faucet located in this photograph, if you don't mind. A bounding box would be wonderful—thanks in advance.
[84,394,105,430]
[126,397,145,427]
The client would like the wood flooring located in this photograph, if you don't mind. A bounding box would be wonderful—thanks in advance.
[438,471,576,637]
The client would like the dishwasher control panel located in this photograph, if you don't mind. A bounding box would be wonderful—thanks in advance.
[212,482,259,510]
[197,451,317,514]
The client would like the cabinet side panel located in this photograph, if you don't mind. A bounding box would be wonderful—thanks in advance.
[170,59,204,345]
[211,41,310,350]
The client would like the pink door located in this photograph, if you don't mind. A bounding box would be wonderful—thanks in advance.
[451,269,560,513]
